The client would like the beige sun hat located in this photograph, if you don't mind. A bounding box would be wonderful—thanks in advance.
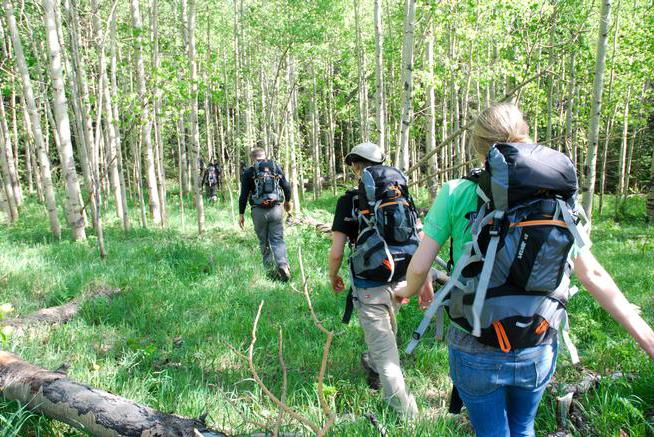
[345,142,386,165]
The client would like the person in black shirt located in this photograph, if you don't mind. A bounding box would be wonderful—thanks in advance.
[239,148,292,281]
[328,142,419,418]
[202,161,221,201]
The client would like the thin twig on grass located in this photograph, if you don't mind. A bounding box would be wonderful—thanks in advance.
[231,246,337,436]
[272,328,288,437]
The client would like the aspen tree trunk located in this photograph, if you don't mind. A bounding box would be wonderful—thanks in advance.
[374,0,386,153]
[131,0,162,224]
[64,0,106,257]
[6,81,20,204]
[151,0,167,225]
[8,85,23,206]
[582,0,612,219]
[354,0,369,141]
[0,97,19,223]
[0,93,21,210]
[232,0,242,158]
[425,20,439,200]
[43,0,86,240]
[533,49,542,142]
[326,64,337,195]
[310,64,322,199]
[616,86,630,199]
[398,0,416,172]
[110,14,130,230]
[546,20,556,147]
[564,53,575,160]
[21,106,34,194]
[287,56,301,212]
[0,102,18,222]
[187,0,206,234]
[4,0,60,237]
[624,124,637,195]
[597,10,620,217]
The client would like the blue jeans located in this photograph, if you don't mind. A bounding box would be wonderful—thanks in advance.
[449,334,558,437]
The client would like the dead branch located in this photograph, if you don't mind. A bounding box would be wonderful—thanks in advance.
[272,328,288,437]
[296,247,336,434]
[2,286,121,329]
[0,351,225,436]
[246,301,322,435]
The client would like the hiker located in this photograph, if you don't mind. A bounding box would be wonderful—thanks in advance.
[396,103,654,436]
[202,160,221,201]
[239,148,292,281]
[328,142,429,418]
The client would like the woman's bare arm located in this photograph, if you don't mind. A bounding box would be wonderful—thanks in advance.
[573,251,654,359]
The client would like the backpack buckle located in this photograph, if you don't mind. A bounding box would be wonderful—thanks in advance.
[488,211,504,236]
[489,220,501,236]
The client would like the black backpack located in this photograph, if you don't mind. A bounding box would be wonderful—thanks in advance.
[408,143,591,359]
[349,165,420,283]
[251,160,282,207]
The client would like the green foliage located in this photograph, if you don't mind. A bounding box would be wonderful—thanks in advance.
[0,193,652,435]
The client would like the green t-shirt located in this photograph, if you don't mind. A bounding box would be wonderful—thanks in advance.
[423,179,478,264]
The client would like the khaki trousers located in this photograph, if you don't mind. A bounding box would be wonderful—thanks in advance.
[352,281,418,418]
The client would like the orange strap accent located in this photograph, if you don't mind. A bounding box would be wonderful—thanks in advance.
[379,201,409,209]
[382,259,392,271]
[492,321,512,353]
[510,219,568,228]
[535,319,550,335]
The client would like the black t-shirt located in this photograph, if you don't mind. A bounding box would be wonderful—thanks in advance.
[331,189,359,243]
[238,161,291,214]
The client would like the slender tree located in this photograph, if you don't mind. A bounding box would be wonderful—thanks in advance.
[398,0,416,172]
[581,0,612,219]
[131,0,162,225]
[43,0,86,240]
[187,0,206,233]
[373,0,385,153]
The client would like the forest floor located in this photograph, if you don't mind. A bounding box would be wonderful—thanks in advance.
[0,188,652,436]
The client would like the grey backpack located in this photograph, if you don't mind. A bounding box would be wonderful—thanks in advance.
[251,160,282,208]
[407,143,591,361]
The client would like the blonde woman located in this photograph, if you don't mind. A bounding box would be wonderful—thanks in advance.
[396,103,654,435]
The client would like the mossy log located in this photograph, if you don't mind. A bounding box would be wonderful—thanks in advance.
[3,287,121,329]
[0,351,225,436]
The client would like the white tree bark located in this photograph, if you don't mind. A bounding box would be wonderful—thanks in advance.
[187,0,206,233]
[374,0,385,153]
[616,86,630,198]
[43,0,86,240]
[130,0,162,224]
[4,0,60,237]
[354,0,369,141]
[581,0,612,219]
[398,0,416,172]
[425,20,439,200]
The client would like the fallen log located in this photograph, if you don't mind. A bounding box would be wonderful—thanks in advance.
[548,370,631,435]
[0,351,225,436]
[3,286,121,329]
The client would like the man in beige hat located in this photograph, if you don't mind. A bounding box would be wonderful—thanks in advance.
[327,142,420,418]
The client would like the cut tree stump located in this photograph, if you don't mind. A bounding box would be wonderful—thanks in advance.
[2,286,121,329]
[0,351,226,436]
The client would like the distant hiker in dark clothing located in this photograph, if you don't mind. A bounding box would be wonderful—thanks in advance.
[202,161,221,201]
[239,148,292,281]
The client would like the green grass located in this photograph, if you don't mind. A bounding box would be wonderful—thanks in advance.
[0,190,652,436]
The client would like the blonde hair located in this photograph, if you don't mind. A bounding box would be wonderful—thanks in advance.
[471,103,532,158]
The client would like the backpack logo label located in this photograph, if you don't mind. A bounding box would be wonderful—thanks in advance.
[517,233,529,259]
